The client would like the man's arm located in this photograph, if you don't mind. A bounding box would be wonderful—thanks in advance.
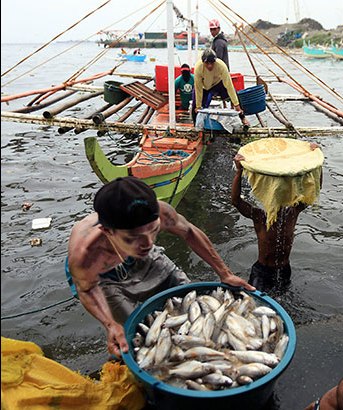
[232,154,254,219]
[159,201,255,290]
[71,269,129,357]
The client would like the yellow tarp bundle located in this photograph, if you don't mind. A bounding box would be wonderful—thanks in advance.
[1,337,146,410]
[239,138,324,230]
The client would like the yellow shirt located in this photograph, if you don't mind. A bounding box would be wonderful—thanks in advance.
[194,58,239,109]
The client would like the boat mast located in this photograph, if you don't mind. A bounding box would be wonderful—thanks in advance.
[167,0,176,128]
[194,0,199,66]
[187,0,192,66]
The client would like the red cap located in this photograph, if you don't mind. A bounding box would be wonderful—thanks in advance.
[180,66,190,72]
[209,19,220,29]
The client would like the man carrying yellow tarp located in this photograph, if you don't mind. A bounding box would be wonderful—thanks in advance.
[231,138,323,292]
[1,336,146,410]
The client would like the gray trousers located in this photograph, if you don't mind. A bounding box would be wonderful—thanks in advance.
[99,245,190,324]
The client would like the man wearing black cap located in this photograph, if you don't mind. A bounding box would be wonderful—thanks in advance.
[192,48,248,127]
[67,176,254,357]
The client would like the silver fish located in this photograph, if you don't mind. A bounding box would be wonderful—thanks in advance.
[145,309,168,347]
[188,300,202,323]
[181,290,197,313]
[172,334,214,349]
[274,334,289,360]
[197,295,221,312]
[168,360,215,379]
[178,319,192,335]
[202,372,233,387]
[203,311,216,341]
[185,379,210,391]
[229,350,279,368]
[253,306,277,317]
[183,346,226,360]
[237,363,273,379]
[164,313,188,328]
[154,327,172,365]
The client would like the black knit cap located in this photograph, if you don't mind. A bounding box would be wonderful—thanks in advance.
[94,176,160,230]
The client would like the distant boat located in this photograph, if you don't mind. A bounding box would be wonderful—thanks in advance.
[302,41,330,59]
[327,46,343,60]
[117,53,147,62]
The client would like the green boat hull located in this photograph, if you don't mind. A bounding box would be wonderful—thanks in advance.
[84,136,206,208]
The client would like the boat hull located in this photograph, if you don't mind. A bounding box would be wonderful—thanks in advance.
[84,135,206,208]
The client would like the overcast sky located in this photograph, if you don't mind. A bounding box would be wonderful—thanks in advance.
[2,0,342,44]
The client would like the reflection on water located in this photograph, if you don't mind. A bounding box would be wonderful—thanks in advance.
[1,44,343,410]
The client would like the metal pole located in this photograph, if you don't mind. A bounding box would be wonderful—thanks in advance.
[194,0,199,65]
[167,0,176,128]
[187,0,192,67]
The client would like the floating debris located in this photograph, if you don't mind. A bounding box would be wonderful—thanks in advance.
[22,202,33,211]
[32,217,52,230]
[30,238,42,247]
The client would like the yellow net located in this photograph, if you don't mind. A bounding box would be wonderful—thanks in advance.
[238,138,323,230]
[1,336,146,410]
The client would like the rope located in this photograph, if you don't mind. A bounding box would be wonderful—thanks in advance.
[1,0,112,78]
[212,0,343,104]
[1,1,159,88]
[65,0,165,84]
[1,296,76,320]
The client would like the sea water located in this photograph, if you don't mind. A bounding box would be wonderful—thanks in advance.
[1,43,343,409]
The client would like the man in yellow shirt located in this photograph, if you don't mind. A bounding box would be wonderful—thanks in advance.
[192,48,248,127]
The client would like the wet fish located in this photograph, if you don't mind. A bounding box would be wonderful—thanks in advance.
[237,363,273,379]
[229,350,279,367]
[168,360,215,379]
[145,309,168,346]
[154,327,172,365]
[253,306,277,317]
[164,313,188,328]
[202,372,233,387]
[274,334,289,360]
[185,379,210,391]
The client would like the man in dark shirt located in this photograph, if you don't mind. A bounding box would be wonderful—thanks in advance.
[209,18,230,69]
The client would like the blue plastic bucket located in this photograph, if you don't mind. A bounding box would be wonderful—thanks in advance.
[237,85,266,115]
[122,282,296,410]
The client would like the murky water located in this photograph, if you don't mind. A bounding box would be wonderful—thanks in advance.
[1,43,343,409]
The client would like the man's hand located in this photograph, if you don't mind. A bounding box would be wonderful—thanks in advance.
[310,142,320,151]
[221,273,256,291]
[107,322,129,357]
[233,153,245,171]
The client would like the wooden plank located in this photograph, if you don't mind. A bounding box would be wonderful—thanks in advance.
[120,82,167,110]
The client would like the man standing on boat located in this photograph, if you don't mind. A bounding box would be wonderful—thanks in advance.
[192,48,248,127]
[67,176,254,356]
[175,63,194,110]
[209,18,230,69]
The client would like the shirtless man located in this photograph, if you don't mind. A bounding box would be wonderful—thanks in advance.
[68,176,254,356]
[232,152,321,291]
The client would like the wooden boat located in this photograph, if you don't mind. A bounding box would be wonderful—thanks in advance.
[119,54,147,62]
[85,106,207,207]
[1,2,343,209]
[327,46,343,60]
[302,42,330,59]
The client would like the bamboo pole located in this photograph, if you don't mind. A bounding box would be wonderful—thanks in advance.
[142,107,155,124]
[117,101,144,122]
[137,106,150,123]
[58,103,112,134]
[13,90,77,114]
[1,69,118,103]
[43,91,103,119]
[92,97,133,124]
[2,111,342,137]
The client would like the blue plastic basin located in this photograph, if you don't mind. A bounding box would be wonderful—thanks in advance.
[122,282,296,410]
[237,85,266,115]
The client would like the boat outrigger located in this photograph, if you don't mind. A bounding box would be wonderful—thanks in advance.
[1,0,343,208]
